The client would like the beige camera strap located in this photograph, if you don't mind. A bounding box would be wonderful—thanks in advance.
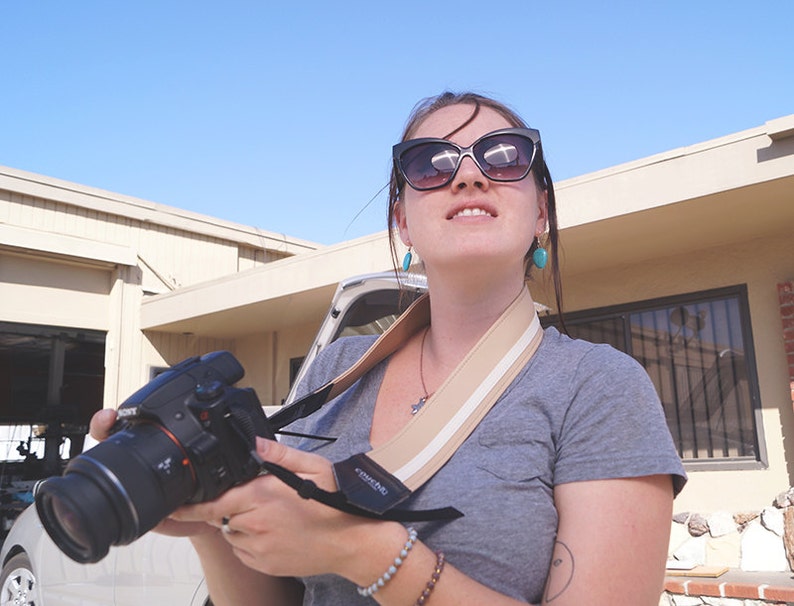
[268,285,542,518]
[328,286,542,514]
[374,288,541,490]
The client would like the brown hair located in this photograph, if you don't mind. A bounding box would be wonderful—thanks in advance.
[387,91,564,320]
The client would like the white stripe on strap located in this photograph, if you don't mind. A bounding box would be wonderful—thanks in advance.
[366,286,542,491]
[392,313,541,483]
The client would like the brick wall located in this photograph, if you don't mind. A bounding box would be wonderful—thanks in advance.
[780,282,794,408]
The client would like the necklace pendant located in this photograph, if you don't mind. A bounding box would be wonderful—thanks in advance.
[411,397,427,415]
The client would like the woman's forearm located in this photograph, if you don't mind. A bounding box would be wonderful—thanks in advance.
[191,531,303,606]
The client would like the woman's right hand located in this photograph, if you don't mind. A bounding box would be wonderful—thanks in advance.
[87,408,217,538]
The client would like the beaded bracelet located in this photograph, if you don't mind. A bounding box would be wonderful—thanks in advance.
[356,526,418,597]
[414,551,446,606]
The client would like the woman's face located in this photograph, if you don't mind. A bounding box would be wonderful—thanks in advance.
[395,104,548,279]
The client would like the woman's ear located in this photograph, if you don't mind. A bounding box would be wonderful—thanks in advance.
[394,200,411,246]
[536,188,549,235]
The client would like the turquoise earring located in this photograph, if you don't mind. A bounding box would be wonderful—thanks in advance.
[532,238,548,269]
[402,247,413,271]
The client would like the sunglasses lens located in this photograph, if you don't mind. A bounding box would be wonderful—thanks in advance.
[474,134,535,181]
[399,142,459,190]
[430,149,459,173]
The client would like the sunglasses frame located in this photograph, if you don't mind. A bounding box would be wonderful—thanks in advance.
[393,127,541,192]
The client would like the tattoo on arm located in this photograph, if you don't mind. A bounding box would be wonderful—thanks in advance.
[543,541,574,603]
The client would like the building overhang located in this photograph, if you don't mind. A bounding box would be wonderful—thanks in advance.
[0,165,318,256]
[140,115,794,338]
[140,233,397,337]
[555,114,794,275]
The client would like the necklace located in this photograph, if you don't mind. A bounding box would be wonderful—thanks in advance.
[411,327,432,415]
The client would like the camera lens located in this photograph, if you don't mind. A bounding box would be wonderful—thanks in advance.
[36,467,122,563]
[49,495,87,548]
[35,423,196,563]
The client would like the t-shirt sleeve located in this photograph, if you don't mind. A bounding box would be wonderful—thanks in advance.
[554,343,687,496]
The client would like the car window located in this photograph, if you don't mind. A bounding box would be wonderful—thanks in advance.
[285,273,428,404]
[333,288,423,341]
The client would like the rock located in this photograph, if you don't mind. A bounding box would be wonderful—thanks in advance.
[707,511,736,537]
[673,534,708,565]
[774,486,794,508]
[705,532,740,568]
[669,521,692,556]
[761,506,785,536]
[671,595,704,605]
[740,519,789,572]
[672,511,690,524]
[701,598,744,606]
[784,506,794,571]
[733,511,759,528]
[688,513,709,537]
[658,593,675,606]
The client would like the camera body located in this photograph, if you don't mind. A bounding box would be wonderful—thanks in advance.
[35,351,274,564]
[112,349,274,504]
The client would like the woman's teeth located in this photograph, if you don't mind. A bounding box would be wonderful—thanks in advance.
[453,207,491,218]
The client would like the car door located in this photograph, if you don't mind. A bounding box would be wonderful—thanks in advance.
[112,533,206,606]
[26,507,117,606]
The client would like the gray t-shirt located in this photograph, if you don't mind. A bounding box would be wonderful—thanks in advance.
[283,327,687,604]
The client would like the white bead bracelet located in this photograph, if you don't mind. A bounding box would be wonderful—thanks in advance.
[356,526,418,597]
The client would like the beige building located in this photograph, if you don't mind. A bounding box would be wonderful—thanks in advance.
[1,114,793,520]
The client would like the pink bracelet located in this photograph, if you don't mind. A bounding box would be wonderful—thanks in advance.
[414,551,446,605]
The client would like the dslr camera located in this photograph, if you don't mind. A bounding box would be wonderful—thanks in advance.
[35,351,275,564]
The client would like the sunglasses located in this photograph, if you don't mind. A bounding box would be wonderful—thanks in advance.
[393,127,541,192]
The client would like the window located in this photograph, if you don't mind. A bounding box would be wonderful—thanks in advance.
[0,322,106,473]
[289,357,305,387]
[542,285,764,469]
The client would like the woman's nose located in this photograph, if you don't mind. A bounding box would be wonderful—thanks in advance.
[451,155,489,191]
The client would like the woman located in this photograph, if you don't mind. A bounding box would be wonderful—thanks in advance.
[94,91,686,605]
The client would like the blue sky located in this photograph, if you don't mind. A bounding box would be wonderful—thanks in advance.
[2,1,792,245]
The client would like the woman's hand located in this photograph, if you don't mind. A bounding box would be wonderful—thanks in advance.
[170,437,391,580]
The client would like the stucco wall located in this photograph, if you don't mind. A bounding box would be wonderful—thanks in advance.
[233,320,323,407]
[0,252,112,330]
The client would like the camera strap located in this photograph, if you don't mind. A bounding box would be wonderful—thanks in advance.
[267,286,542,521]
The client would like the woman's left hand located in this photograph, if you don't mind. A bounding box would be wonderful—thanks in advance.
[170,437,382,579]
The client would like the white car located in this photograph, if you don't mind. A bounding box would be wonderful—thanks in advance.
[0,505,210,606]
[0,272,426,606]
